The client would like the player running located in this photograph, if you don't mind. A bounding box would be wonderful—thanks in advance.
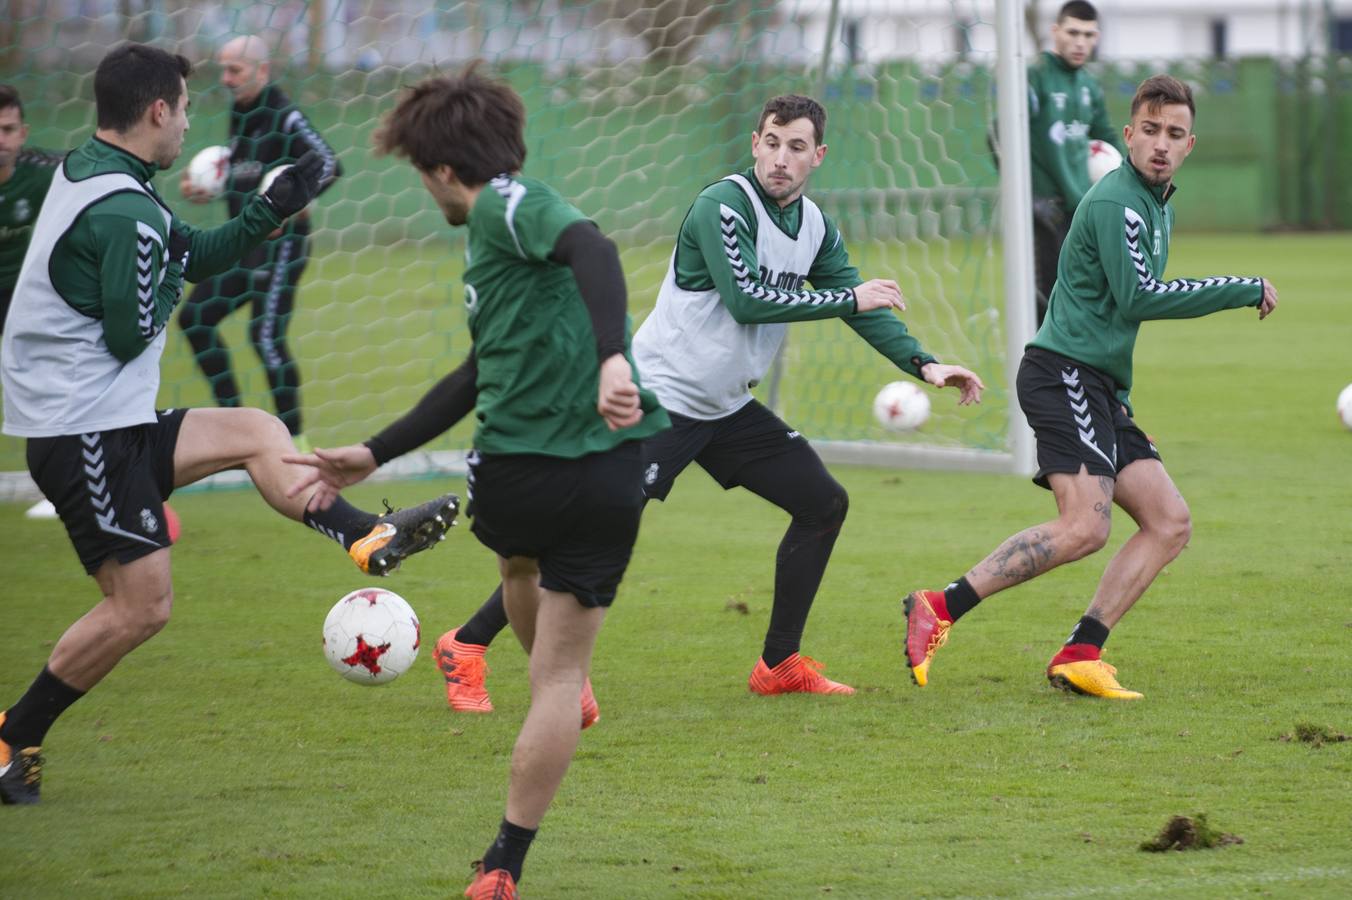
[903,75,1278,699]
[0,44,456,807]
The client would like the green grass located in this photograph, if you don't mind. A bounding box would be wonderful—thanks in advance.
[3,231,1351,897]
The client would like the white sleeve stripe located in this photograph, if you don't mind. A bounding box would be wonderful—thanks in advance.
[1123,207,1260,295]
[718,207,853,308]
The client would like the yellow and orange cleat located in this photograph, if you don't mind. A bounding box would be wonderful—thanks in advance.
[902,590,953,687]
[748,653,854,696]
[1047,657,1143,700]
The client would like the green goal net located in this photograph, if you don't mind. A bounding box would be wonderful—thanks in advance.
[1,0,1035,500]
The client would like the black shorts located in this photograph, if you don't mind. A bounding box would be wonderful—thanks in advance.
[466,441,645,608]
[1017,348,1161,489]
[27,409,187,574]
[641,400,811,501]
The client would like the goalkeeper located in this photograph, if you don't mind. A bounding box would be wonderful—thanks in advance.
[291,94,983,712]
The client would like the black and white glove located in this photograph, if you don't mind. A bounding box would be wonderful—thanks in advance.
[167,225,192,271]
[262,150,324,219]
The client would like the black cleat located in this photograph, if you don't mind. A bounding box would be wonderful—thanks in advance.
[348,493,459,576]
[0,724,43,805]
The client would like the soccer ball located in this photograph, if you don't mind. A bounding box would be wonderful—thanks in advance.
[1337,384,1352,430]
[257,163,292,197]
[873,380,931,431]
[1087,140,1123,184]
[322,588,421,685]
[185,145,231,198]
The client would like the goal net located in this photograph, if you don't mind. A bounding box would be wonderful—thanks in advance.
[0,0,1035,501]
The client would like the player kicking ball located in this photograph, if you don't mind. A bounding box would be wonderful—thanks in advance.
[0,44,456,807]
[903,75,1278,699]
[287,64,668,899]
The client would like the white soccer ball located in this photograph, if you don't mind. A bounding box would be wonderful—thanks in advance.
[256,163,292,197]
[1087,139,1123,184]
[873,380,931,432]
[186,145,231,198]
[1337,384,1352,431]
[322,588,421,685]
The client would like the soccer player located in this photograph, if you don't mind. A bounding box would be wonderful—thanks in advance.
[0,85,63,338]
[0,44,456,807]
[288,64,669,899]
[177,35,342,449]
[296,93,984,715]
[903,74,1279,700]
[1028,1,1122,325]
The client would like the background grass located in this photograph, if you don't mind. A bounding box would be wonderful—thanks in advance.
[2,231,1350,897]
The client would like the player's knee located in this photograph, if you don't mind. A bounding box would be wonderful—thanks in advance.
[118,589,174,646]
[797,479,848,531]
[234,406,292,448]
[1155,506,1192,557]
[1064,513,1111,559]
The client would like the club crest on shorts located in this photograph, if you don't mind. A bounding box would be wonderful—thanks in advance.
[644,462,659,485]
[139,507,159,534]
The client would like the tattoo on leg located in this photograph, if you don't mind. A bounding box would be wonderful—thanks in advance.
[1094,476,1115,522]
[982,527,1056,582]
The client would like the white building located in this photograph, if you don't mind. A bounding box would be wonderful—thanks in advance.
[783,0,1352,64]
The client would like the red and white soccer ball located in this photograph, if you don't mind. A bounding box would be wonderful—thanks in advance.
[186,145,231,198]
[1337,384,1352,431]
[873,380,931,432]
[1087,140,1122,184]
[322,588,421,685]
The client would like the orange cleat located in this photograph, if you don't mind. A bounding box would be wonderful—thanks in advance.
[748,653,854,696]
[0,711,44,805]
[464,861,518,900]
[580,677,600,730]
[436,629,493,713]
[903,590,953,687]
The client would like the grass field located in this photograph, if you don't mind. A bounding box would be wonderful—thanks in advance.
[2,231,1351,897]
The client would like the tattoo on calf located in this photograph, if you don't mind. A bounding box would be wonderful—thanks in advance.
[985,527,1056,581]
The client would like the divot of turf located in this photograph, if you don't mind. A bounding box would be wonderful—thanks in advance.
[1278,722,1351,747]
[1139,813,1243,852]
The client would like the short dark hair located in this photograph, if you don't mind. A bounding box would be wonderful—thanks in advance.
[374,61,526,187]
[94,43,192,133]
[1058,1,1099,22]
[1130,74,1196,124]
[758,94,827,146]
[0,84,23,119]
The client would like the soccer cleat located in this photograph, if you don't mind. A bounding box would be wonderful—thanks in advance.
[1047,658,1143,700]
[349,493,460,576]
[903,590,953,687]
[464,861,518,900]
[748,653,855,696]
[580,678,600,730]
[0,712,44,806]
[436,629,493,713]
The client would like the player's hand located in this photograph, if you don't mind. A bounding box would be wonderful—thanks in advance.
[921,362,985,405]
[283,443,378,511]
[178,170,213,204]
[263,150,323,219]
[597,353,643,431]
[852,279,906,313]
[167,224,192,271]
[1258,279,1278,320]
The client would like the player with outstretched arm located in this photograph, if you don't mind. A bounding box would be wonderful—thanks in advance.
[903,75,1278,699]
